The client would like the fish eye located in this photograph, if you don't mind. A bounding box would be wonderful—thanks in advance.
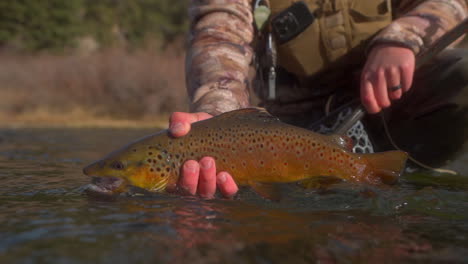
[111,161,125,170]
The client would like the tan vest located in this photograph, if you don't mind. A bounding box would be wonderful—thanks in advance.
[269,0,393,77]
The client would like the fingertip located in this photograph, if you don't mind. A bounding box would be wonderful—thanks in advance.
[169,122,190,137]
[365,105,380,114]
[400,66,414,93]
[361,81,380,114]
[198,157,216,199]
[380,99,391,109]
[179,160,199,195]
[199,157,215,170]
[217,172,238,198]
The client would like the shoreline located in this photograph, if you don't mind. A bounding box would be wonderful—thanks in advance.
[0,111,169,129]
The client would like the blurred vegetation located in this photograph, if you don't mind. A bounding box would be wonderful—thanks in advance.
[0,0,189,124]
[0,0,188,52]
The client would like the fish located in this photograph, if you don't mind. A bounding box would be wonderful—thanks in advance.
[83,108,408,198]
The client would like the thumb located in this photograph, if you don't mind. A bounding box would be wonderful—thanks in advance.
[169,112,212,137]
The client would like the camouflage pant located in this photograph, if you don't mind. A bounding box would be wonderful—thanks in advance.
[271,48,468,166]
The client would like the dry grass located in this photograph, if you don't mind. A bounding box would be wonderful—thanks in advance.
[0,44,188,127]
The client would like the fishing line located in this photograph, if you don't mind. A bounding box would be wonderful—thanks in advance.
[311,96,458,175]
[380,111,458,175]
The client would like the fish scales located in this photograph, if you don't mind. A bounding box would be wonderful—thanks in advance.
[83,108,408,195]
[175,119,360,184]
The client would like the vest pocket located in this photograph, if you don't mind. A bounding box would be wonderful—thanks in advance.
[270,0,392,77]
[271,0,326,77]
[348,0,392,46]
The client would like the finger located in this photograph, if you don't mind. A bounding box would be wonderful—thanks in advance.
[216,172,239,198]
[374,69,391,109]
[169,112,212,137]
[178,160,199,195]
[386,67,402,100]
[197,157,217,199]
[361,73,380,114]
[400,62,415,92]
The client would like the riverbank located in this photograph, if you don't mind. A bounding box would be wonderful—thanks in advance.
[0,108,168,128]
[0,45,187,128]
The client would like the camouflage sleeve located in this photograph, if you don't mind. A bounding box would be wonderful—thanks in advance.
[185,0,254,115]
[371,0,468,54]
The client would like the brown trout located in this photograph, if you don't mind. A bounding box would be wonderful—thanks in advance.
[83,108,407,197]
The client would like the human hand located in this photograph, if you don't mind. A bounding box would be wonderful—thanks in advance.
[360,44,415,114]
[169,112,239,199]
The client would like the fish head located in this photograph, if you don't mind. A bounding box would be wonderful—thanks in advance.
[83,143,172,195]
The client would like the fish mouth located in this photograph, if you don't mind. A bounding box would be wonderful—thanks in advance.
[85,176,126,195]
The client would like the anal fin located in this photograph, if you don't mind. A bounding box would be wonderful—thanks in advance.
[251,182,281,201]
[297,176,344,189]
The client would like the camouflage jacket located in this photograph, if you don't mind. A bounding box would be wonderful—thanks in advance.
[186,0,468,116]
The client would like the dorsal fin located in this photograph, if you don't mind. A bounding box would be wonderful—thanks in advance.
[213,108,280,122]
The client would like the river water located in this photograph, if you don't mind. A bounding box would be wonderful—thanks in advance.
[0,127,467,263]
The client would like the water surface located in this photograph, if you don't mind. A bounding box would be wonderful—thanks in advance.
[0,128,467,263]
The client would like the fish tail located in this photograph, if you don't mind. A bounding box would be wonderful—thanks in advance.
[364,151,408,184]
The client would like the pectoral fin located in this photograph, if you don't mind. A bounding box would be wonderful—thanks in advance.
[251,182,281,201]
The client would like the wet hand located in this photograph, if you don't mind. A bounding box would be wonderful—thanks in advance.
[169,112,239,199]
[360,44,415,114]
